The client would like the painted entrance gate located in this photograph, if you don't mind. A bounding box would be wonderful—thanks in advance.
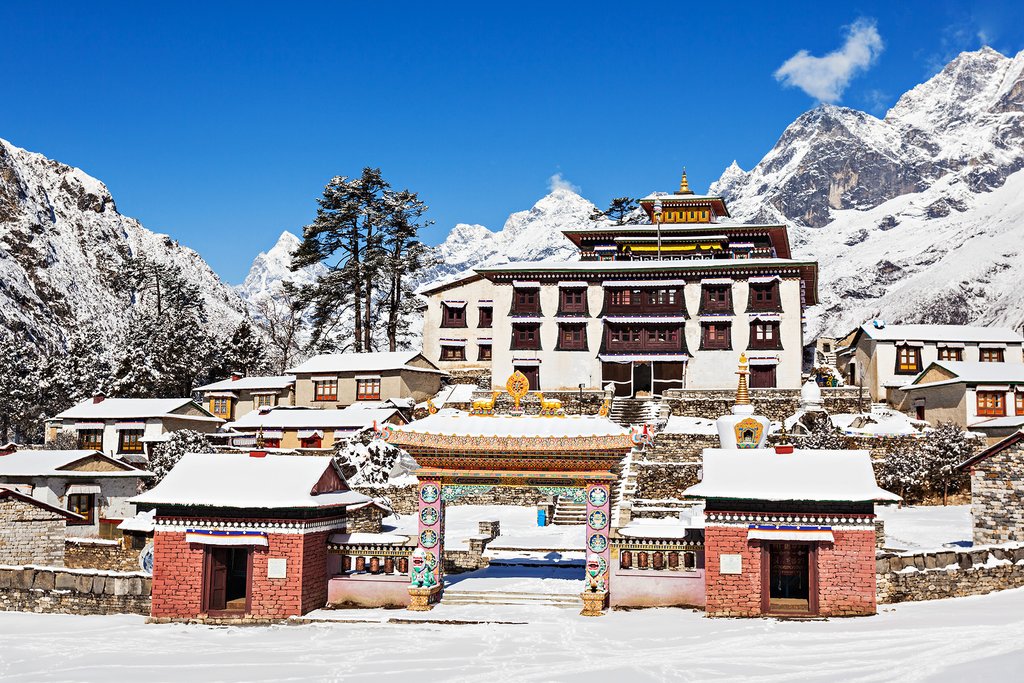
[380,411,635,615]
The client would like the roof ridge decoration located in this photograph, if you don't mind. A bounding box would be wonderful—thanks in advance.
[676,167,694,195]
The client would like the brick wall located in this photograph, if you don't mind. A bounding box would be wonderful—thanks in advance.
[0,566,150,615]
[151,531,203,618]
[816,530,876,616]
[65,539,143,572]
[969,439,1024,545]
[0,498,66,566]
[300,531,330,614]
[704,526,762,617]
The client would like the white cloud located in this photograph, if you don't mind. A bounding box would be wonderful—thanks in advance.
[774,19,884,103]
[548,172,580,194]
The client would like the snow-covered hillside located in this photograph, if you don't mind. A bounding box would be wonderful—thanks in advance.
[0,138,249,347]
[236,230,326,308]
[712,47,1024,338]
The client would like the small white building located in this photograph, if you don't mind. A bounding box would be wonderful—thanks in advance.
[46,395,224,459]
[195,374,296,422]
[227,405,406,450]
[838,322,1024,405]
[0,448,153,539]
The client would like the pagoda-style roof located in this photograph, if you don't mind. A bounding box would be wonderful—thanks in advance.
[637,192,730,220]
[560,223,792,259]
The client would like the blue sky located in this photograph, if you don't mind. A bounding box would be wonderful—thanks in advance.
[2,1,1022,283]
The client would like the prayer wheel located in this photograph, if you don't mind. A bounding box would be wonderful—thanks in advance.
[668,552,679,569]
[398,557,409,574]
[384,558,395,574]
[638,552,649,569]
[369,557,381,574]
[653,551,664,570]
[341,555,352,572]
[620,550,632,569]
[355,556,366,572]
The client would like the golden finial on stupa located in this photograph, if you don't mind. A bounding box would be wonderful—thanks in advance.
[677,168,693,195]
[735,353,751,405]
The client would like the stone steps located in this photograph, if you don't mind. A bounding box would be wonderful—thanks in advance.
[440,590,580,608]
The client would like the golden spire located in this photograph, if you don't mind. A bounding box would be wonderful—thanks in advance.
[735,353,751,405]
[677,167,693,195]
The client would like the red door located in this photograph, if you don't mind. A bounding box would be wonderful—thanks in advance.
[206,548,229,611]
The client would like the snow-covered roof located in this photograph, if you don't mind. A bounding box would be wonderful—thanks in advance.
[476,257,812,274]
[286,351,444,375]
[0,450,152,478]
[228,406,400,431]
[328,532,410,545]
[662,416,717,436]
[117,509,155,533]
[830,410,928,437]
[53,398,221,422]
[131,452,371,509]
[390,414,629,438]
[908,361,1024,388]
[429,384,478,408]
[0,486,84,519]
[970,416,1024,429]
[195,375,295,392]
[858,324,1024,344]
[685,448,899,502]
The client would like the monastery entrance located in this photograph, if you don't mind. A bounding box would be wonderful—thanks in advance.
[202,547,252,615]
[764,542,816,615]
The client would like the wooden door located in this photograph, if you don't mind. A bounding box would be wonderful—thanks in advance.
[205,548,229,612]
[515,365,539,391]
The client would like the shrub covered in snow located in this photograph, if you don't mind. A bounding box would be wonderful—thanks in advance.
[334,428,418,487]
[148,430,215,485]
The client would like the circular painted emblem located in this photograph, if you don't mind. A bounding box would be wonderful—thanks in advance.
[420,507,439,526]
[588,487,608,507]
[587,510,608,530]
[424,551,436,567]
[419,529,439,548]
[420,483,439,504]
[588,534,608,553]
[138,543,154,575]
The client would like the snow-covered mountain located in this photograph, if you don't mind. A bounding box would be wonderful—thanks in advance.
[0,137,249,347]
[711,47,1024,339]
[236,230,326,308]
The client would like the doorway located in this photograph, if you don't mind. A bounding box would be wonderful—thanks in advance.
[514,365,540,391]
[633,362,652,396]
[764,542,815,615]
[204,547,252,614]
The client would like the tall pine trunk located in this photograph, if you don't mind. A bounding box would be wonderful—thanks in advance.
[364,272,373,351]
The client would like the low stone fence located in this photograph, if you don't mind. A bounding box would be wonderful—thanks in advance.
[877,544,1024,604]
[663,387,861,422]
[0,565,152,615]
[65,538,144,573]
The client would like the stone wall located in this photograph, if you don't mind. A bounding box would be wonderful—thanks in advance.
[65,539,143,572]
[0,498,67,567]
[877,545,1024,603]
[347,506,384,534]
[969,437,1024,546]
[475,390,609,416]
[663,387,862,422]
[631,433,715,504]
[0,565,151,615]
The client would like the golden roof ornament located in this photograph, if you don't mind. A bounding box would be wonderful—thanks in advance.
[505,371,531,412]
[735,353,751,406]
[676,168,694,195]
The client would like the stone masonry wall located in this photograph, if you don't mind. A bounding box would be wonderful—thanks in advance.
[969,439,1024,546]
[65,539,143,572]
[664,387,861,422]
[0,565,151,615]
[876,545,1024,603]
[632,433,717,503]
[0,498,66,567]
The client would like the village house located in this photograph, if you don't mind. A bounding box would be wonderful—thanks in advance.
[46,395,224,460]
[132,451,381,621]
[286,351,446,407]
[194,373,295,421]
[836,322,1024,405]
[0,487,83,565]
[957,429,1024,546]
[896,361,1024,442]
[420,172,818,395]
[0,447,153,539]
[226,405,406,450]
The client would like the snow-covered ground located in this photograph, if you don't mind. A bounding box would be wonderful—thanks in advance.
[875,504,973,551]
[388,505,585,552]
[4,588,1024,681]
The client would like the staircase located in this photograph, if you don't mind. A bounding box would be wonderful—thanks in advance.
[439,590,579,609]
[608,397,666,427]
[552,497,587,525]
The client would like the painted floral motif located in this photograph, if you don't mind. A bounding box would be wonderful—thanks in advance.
[420,483,440,504]
[588,486,608,507]
[420,507,439,526]
[587,510,608,530]
[419,529,439,548]
[588,534,608,553]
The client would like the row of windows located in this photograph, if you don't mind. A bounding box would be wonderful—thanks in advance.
[77,429,143,454]
[440,282,783,328]
[896,346,1005,374]
[976,391,1024,417]
[312,378,381,402]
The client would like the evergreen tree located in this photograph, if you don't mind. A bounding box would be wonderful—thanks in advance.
[223,319,267,376]
[148,430,214,486]
[379,188,435,351]
[797,412,849,450]
[38,324,114,419]
[921,422,976,505]
[0,333,43,443]
[877,439,927,505]
[590,197,638,225]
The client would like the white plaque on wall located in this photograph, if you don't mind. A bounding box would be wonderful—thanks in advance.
[267,558,287,579]
[719,554,742,575]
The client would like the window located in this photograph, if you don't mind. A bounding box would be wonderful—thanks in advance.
[749,321,781,350]
[701,322,731,350]
[440,345,466,361]
[749,365,777,388]
[77,430,103,451]
[557,323,587,351]
[512,323,541,350]
[478,306,493,328]
[211,397,230,417]
[356,377,381,401]
[118,430,144,454]
[938,347,963,361]
[609,289,633,306]
[67,493,95,526]
[1017,392,1024,415]
[609,326,642,344]
[895,345,922,374]
[263,438,281,448]
[980,348,1005,363]
[478,344,492,361]
[700,284,732,313]
[977,391,1006,417]
[254,394,274,408]
[651,289,678,306]
[300,434,322,449]
[313,379,338,402]
[748,282,780,311]
[511,288,541,315]
[558,288,587,315]
[645,326,680,345]
[441,303,467,328]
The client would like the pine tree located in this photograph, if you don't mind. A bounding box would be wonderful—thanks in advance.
[590,197,638,225]
[148,430,214,485]
[796,412,848,450]
[379,188,435,351]
[921,422,976,505]
[223,320,267,376]
[0,332,43,443]
[877,439,927,505]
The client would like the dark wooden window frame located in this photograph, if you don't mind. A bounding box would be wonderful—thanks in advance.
[979,348,1005,363]
[440,345,466,361]
[77,430,103,451]
[511,323,542,351]
[556,323,588,351]
[477,344,492,361]
[477,306,493,328]
[557,288,588,316]
[510,288,541,316]
[748,321,782,350]
[699,284,733,315]
[894,345,922,375]
[440,303,467,328]
[700,321,732,350]
[747,282,782,312]
[977,390,1006,417]
[118,429,145,454]
[66,493,95,526]
[937,347,963,362]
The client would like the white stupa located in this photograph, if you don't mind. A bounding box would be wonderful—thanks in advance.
[715,354,771,450]
[799,379,824,412]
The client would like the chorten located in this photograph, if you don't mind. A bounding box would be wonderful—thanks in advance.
[715,354,771,449]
